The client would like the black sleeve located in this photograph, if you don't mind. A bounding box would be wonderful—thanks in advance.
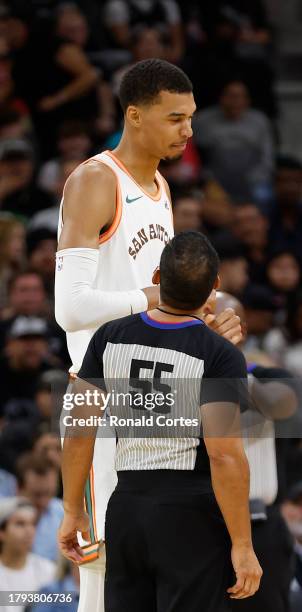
[251,365,296,391]
[78,327,107,389]
[200,338,247,405]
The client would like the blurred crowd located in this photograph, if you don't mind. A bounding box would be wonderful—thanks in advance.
[0,1,302,610]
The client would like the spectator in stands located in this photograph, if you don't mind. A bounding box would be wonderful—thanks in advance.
[283,295,302,377]
[0,35,29,117]
[29,158,80,233]
[192,80,274,202]
[0,497,56,607]
[232,204,269,284]
[266,250,301,299]
[264,293,302,377]
[188,0,272,48]
[0,2,28,53]
[37,120,93,196]
[17,454,63,562]
[0,139,54,217]
[34,369,69,426]
[33,429,61,472]
[26,229,57,299]
[201,179,236,233]
[54,4,117,141]
[241,284,279,352]
[172,191,202,234]
[103,0,184,63]
[0,271,48,349]
[0,271,68,364]
[28,557,80,612]
[54,3,108,71]
[266,250,301,317]
[214,235,249,295]
[259,251,301,364]
[0,316,55,414]
[0,215,25,309]
[0,108,31,140]
[1,272,48,320]
[55,3,91,50]
[111,26,166,96]
[0,374,67,477]
[11,10,99,159]
[269,156,302,254]
[183,0,276,117]
[0,403,38,474]
[0,469,17,497]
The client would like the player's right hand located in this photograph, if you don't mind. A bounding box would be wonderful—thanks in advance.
[227,544,263,599]
[58,510,90,564]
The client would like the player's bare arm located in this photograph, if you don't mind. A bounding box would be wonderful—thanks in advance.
[58,161,116,250]
[203,403,262,600]
[55,161,159,333]
[248,376,297,420]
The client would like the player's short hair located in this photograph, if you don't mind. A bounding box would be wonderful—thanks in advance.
[160,231,219,310]
[119,59,193,112]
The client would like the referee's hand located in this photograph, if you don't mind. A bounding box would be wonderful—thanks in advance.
[228,544,263,599]
[58,511,90,564]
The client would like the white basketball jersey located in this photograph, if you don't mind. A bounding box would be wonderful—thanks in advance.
[57,150,174,558]
[58,150,174,373]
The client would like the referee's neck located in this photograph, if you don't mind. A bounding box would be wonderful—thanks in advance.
[148,302,205,323]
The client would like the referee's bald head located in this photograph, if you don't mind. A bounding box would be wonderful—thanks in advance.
[159,231,219,310]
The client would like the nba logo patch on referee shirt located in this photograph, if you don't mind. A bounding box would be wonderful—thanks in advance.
[57,256,63,271]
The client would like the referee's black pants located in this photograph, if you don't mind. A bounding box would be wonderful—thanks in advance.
[104,471,233,612]
[230,506,295,612]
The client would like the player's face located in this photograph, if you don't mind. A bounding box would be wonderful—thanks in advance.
[139,91,196,161]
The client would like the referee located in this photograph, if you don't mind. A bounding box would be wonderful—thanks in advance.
[59,231,262,612]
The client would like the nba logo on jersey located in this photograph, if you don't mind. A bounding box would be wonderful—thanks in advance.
[57,256,63,272]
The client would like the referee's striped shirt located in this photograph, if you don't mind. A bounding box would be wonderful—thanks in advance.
[78,312,247,475]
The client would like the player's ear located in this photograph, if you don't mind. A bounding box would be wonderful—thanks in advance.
[126,106,141,127]
[203,289,216,315]
[152,266,160,285]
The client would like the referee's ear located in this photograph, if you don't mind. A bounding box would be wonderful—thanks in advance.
[152,267,160,285]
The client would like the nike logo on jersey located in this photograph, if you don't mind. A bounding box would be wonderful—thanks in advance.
[126,195,143,204]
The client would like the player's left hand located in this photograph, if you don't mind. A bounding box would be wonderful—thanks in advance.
[204,308,242,345]
[58,510,90,564]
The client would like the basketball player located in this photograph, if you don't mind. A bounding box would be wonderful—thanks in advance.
[55,59,242,611]
[59,232,262,612]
